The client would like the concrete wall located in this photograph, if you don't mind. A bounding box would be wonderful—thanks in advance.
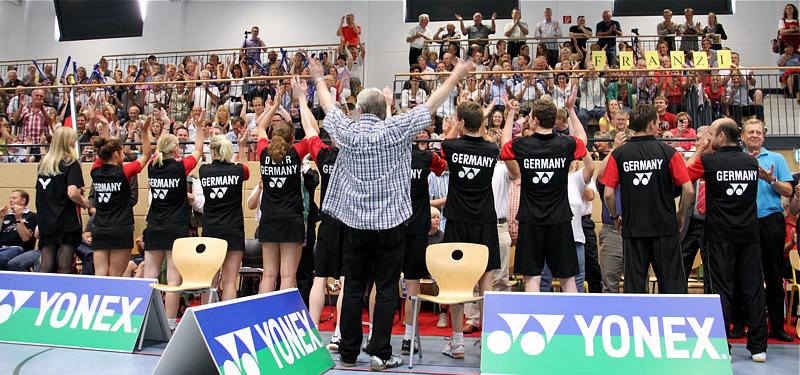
[0,1,788,90]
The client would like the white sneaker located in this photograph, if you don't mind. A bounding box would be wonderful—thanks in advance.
[751,352,766,363]
[436,312,448,328]
[442,341,465,359]
[370,354,403,371]
[327,336,341,352]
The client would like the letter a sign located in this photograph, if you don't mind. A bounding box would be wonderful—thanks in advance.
[153,289,333,375]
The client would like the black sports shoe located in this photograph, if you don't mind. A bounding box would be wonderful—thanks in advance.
[769,329,793,342]
[401,338,420,355]
[729,324,745,339]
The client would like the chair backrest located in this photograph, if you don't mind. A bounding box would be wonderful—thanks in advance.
[171,237,228,286]
[426,242,488,300]
[789,249,800,283]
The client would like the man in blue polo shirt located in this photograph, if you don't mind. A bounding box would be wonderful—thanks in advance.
[741,119,794,342]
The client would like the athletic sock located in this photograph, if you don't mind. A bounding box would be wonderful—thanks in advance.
[167,318,177,331]
[403,324,413,340]
[332,325,341,340]
[452,332,464,345]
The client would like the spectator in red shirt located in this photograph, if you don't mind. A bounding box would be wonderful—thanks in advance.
[704,75,726,120]
[655,96,676,135]
[674,112,697,151]
[337,14,361,47]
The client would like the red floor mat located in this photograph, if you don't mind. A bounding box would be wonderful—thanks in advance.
[727,321,800,345]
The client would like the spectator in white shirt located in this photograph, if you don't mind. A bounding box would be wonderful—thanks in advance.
[401,77,427,110]
[191,70,220,117]
[504,8,529,58]
[534,8,562,67]
[407,14,432,67]
[577,64,607,125]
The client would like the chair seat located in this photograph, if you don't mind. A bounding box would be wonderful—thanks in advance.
[417,293,483,305]
[150,283,213,292]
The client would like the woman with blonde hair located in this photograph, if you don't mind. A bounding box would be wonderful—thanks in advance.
[91,118,152,276]
[213,105,232,132]
[255,79,313,293]
[36,126,90,273]
[198,134,250,300]
[143,123,205,328]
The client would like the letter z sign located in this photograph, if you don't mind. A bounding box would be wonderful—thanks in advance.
[481,292,732,375]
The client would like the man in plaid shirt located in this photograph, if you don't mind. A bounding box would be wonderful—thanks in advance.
[309,57,470,370]
[12,89,52,146]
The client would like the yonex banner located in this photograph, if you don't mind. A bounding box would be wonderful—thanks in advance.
[153,288,333,375]
[0,271,170,352]
[481,292,732,375]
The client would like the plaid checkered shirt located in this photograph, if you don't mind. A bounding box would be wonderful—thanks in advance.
[321,104,432,230]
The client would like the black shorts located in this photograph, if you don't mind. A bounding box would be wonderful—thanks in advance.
[92,225,134,250]
[403,232,429,279]
[258,216,305,243]
[442,221,500,272]
[39,230,82,248]
[516,222,578,278]
[314,216,345,278]
[202,226,245,251]
[143,224,189,251]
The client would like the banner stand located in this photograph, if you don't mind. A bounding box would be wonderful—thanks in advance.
[153,311,218,375]
[154,288,334,375]
[136,290,172,351]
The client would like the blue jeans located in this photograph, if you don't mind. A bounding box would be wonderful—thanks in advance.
[0,246,25,270]
[540,242,585,292]
[578,107,606,126]
[7,249,41,272]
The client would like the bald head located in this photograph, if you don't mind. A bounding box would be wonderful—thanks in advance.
[709,118,740,149]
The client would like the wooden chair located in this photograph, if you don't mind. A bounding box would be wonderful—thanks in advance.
[408,243,488,369]
[785,250,799,333]
[150,237,228,304]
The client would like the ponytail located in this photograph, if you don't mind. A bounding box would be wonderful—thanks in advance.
[153,134,178,167]
[92,136,123,161]
[267,121,293,164]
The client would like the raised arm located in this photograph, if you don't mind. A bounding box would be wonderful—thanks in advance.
[425,61,471,116]
[309,59,335,114]
[190,118,205,161]
[456,14,467,35]
[292,76,319,138]
[564,83,587,144]
[136,116,153,166]
[257,87,283,139]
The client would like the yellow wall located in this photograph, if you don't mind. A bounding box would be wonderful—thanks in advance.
[4,149,797,236]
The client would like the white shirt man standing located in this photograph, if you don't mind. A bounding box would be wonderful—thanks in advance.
[504,8,529,58]
[407,14,432,68]
[534,7,562,67]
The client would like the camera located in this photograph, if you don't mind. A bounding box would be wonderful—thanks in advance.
[244,31,251,36]
[631,28,639,35]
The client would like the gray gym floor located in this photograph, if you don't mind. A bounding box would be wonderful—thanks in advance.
[1,332,798,374]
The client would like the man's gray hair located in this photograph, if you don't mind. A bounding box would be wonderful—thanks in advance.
[419,14,429,22]
[356,88,387,120]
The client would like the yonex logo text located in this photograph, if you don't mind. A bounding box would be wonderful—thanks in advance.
[725,183,747,196]
[531,172,554,184]
[633,172,653,186]
[458,167,480,179]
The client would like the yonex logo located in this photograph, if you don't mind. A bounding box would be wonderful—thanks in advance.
[458,167,480,179]
[0,289,35,324]
[216,327,261,375]
[531,172,554,184]
[97,192,112,203]
[487,313,564,356]
[210,187,228,199]
[38,178,52,190]
[269,177,287,188]
[151,189,168,200]
[633,172,653,186]
[725,183,747,196]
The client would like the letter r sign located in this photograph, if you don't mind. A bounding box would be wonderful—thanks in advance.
[563,16,572,24]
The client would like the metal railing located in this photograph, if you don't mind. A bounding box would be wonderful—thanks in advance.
[100,43,363,85]
[0,58,60,86]
[392,66,800,137]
